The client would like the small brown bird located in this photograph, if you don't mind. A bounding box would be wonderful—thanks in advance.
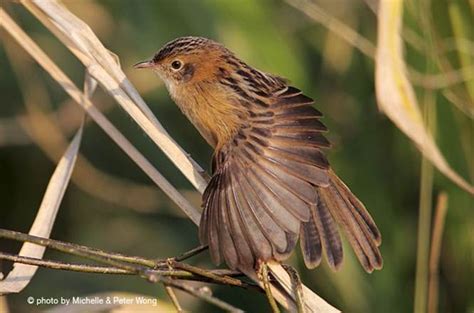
[135,36,382,273]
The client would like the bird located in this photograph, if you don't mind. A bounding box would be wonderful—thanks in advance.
[134,36,382,274]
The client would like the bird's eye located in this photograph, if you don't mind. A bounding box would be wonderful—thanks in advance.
[171,60,183,70]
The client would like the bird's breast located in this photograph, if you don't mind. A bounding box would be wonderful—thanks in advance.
[172,82,246,149]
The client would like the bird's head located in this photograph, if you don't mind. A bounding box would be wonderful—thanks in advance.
[134,36,230,95]
[134,36,249,147]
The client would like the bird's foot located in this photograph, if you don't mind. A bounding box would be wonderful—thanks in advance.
[171,245,208,262]
[257,260,280,313]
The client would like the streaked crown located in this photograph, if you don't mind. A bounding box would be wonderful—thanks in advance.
[153,36,222,63]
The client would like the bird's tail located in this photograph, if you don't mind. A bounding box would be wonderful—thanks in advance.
[300,171,383,273]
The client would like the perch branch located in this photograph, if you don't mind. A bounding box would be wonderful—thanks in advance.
[0,228,255,288]
[0,228,158,268]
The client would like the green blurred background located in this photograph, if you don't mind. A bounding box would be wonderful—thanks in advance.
[1,0,473,312]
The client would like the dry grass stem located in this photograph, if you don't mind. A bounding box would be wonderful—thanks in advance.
[428,192,449,313]
[408,65,474,89]
[0,8,201,224]
[0,95,113,147]
[21,0,208,193]
[0,296,9,313]
[0,126,82,293]
[442,89,474,118]
[2,38,165,212]
[288,0,473,196]
[375,0,473,196]
[414,118,435,313]
[285,0,375,58]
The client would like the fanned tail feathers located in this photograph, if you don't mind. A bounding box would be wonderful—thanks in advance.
[300,171,383,272]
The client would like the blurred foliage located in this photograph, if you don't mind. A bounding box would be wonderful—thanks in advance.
[0,0,473,312]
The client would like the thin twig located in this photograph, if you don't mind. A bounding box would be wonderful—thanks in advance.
[0,230,248,311]
[210,269,244,277]
[0,228,255,290]
[161,277,244,313]
[0,252,131,275]
[0,228,159,268]
[0,249,259,288]
[428,192,448,313]
[0,251,214,280]
[169,260,256,290]
[164,285,184,313]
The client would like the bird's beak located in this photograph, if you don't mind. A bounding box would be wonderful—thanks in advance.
[133,59,155,69]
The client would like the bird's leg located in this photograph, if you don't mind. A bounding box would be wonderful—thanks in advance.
[185,153,210,180]
[282,264,305,313]
[258,260,280,313]
[170,245,208,262]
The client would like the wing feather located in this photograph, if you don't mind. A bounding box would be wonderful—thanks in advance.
[254,156,317,204]
[332,176,382,244]
[262,148,329,186]
[229,169,273,260]
[275,232,299,261]
[225,172,255,269]
[312,190,344,270]
[267,145,329,169]
[274,117,328,131]
[232,161,289,252]
[300,219,322,268]
[200,175,223,265]
[323,175,383,272]
[250,161,311,221]
[241,138,329,187]
[216,174,239,269]
[270,132,331,148]
[275,105,323,118]
[240,162,301,234]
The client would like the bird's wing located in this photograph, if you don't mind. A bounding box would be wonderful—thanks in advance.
[200,86,382,272]
[200,86,328,270]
